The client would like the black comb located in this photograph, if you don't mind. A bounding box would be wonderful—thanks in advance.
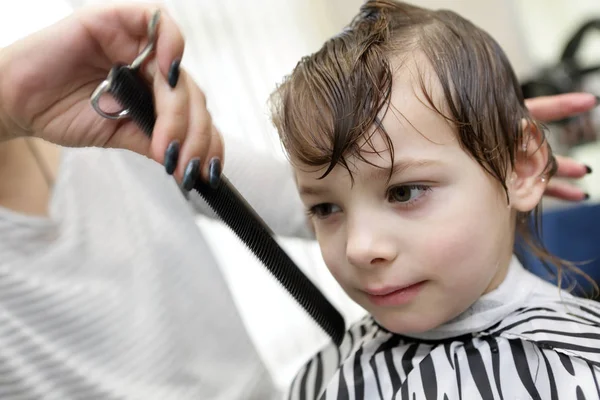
[103,63,346,345]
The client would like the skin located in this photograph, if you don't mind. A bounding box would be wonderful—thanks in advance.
[294,59,550,335]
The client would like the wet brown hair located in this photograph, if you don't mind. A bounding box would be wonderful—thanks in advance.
[269,0,596,295]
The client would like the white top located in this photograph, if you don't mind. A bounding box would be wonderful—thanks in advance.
[0,142,309,400]
[289,257,600,399]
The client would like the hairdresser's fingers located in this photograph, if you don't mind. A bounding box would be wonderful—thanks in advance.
[201,125,224,188]
[103,119,152,156]
[149,60,189,168]
[544,181,588,202]
[554,155,591,179]
[526,93,598,122]
[151,7,185,81]
[134,6,185,84]
[176,77,214,188]
[80,4,184,79]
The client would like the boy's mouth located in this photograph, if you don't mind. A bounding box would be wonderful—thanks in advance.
[364,281,426,307]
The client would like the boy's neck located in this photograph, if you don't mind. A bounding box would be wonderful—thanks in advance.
[482,249,514,295]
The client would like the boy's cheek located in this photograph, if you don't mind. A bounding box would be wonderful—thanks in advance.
[321,247,343,276]
[320,242,352,286]
[419,210,506,288]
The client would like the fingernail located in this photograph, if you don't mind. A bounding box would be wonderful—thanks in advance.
[168,58,181,88]
[208,158,222,189]
[182,158,200,191]
[595,96,600,107]
[585,165,593,174]
[163,140,180,175]
[584,193,590,201]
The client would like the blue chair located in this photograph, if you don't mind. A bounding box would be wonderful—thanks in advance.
[515,203,600,299]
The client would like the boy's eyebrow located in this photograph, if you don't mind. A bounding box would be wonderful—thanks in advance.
[298,159,442,196]
[370,158,443,181]
[298,184,328,197]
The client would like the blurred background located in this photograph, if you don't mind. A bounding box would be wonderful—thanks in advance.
[1,0,599,392]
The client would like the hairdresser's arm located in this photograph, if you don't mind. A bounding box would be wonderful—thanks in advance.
[526,92,597,202]
[188,136,313,239]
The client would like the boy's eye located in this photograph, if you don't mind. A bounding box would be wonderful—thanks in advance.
[308,203,341,219]
[387,185,430,203]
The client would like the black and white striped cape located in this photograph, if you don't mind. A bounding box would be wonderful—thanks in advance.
[288,292,600,399]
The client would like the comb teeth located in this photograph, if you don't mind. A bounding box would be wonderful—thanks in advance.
[109,65,156,137]
[108,65,346,345]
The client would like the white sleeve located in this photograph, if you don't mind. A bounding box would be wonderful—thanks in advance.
[188,137,313,239]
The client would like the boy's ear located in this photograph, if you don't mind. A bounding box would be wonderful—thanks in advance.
[508,119,550,212]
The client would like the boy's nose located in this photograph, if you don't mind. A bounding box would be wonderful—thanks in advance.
[345,218,397,269]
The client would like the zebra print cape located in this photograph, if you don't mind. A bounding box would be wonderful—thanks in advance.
[288,267,600,399]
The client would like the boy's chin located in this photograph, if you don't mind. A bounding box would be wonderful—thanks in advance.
[363,289,476,336]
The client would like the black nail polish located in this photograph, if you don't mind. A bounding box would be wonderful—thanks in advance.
[168,58,181,88]
[208,158,222,189]
[182,158,200,191]
[595,96,600,106]
[585,165,593,174]
[584,193,590,201]
[164,140,180,175]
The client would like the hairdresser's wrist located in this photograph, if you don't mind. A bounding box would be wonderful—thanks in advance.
[0,46,25,142]
[0,48,8,141]
[0,47,14,142]
[0,101,11,143]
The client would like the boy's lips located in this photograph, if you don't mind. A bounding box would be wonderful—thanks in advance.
[363,281,426,306]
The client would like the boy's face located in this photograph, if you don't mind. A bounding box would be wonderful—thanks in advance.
[293,62,516,334]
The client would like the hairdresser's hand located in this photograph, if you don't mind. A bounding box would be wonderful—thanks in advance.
[0,4,222,186]
[525,93,597,202]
